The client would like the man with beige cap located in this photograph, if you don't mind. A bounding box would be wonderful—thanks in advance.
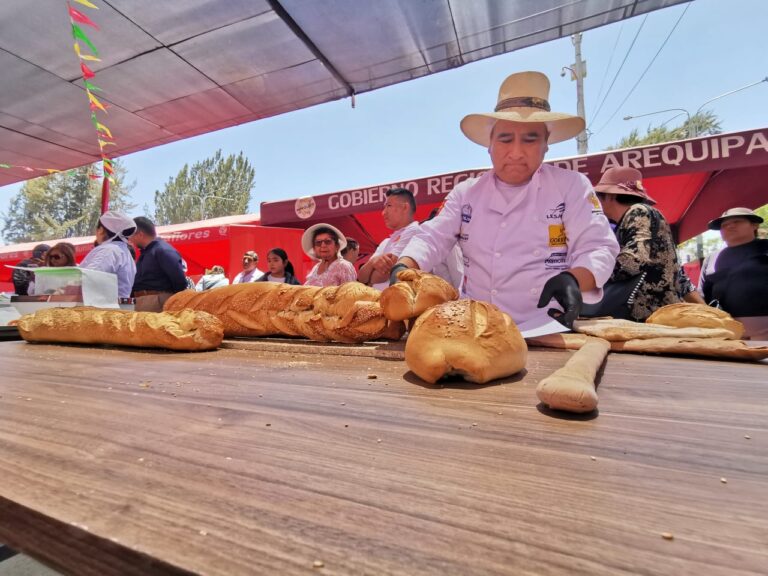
[699,207,767,339]
[394,71,619,329]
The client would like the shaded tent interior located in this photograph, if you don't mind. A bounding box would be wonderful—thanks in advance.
[1,0,687,187]
[259,128,768,261]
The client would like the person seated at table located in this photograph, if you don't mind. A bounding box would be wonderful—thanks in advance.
[12,243,49,296]
[593,166,703,321]
[232,251,264,284]
[195,265,230,291]
[358,187,420,290]
[258,248,301,285]
[302,224,357,287]
[44,242,77,267]
[28,242,78,295]
[341,237,360,266]
[80,211,137,298]
[699,207,768,339]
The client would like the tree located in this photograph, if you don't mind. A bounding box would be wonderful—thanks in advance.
[153,150,254,225]
[1,160,135,243]
[608,110,722,150]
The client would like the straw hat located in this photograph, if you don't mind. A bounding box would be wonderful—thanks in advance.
[301,223,347,259]
[460,71,585,146]
[594,167,656,205]
[707,207,763,230]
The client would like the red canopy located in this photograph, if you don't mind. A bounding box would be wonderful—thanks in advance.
[260,127,768,256]
[0,214,310,292]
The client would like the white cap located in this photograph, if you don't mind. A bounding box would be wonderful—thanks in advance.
[99,211,136,238]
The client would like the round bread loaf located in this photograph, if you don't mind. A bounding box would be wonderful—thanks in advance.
[380,269,458,321]
[405,299,527,384]
[646,303,744,339]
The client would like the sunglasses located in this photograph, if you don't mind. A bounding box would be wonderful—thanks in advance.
[313,239,335,247]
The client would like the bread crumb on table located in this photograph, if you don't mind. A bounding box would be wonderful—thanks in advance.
[661,532,674,540]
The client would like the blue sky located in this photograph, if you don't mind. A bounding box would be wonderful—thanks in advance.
[1,0,767,235]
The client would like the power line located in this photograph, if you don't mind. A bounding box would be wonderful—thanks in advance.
[592,3,691,136]
[592,22,624,112]
[587,15,648,130]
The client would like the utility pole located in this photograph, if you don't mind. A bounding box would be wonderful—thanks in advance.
[571,33,588,154]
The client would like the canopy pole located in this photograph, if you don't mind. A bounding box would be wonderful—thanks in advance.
[101,175,110,214]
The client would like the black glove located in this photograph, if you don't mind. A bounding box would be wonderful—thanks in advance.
[536,271,582,330]
[389,263,409,286]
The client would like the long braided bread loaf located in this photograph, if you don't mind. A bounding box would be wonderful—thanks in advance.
[163,282,404,343]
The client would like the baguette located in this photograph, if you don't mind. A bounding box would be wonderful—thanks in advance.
[16,307,223,351]
[163,282,402,343]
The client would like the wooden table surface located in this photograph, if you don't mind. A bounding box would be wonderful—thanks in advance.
[0,341,766,576]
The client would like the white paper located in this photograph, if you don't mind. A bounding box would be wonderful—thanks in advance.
[518,318,570,339]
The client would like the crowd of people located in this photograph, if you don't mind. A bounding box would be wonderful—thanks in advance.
[9,71,767,337]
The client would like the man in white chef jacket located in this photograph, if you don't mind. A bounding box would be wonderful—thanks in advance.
[394,71,619,330]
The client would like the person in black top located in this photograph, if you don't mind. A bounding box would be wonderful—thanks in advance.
[12,243,49,295]
[700,207,768,339]
[130,217,188,312]
[258,248,301,285]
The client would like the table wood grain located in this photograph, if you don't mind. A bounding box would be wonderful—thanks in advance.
[0,341,766,575]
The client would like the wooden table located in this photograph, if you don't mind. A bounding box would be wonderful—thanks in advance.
[0,341,766,575]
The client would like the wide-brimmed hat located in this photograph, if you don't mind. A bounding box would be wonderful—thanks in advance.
[301,223,347,259]
[707,207,764,230]
[594,166,656,205]
[460,71,585,146]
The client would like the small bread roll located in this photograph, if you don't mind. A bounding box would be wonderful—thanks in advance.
[405,299,527,384]
[380,269,458,321]
[646,303,744,339]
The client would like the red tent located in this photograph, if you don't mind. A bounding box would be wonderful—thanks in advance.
[0,214,309,292]
[260,127,768,257]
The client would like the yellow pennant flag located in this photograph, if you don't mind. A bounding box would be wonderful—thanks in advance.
[75,44,102,61]
[73,0,99,9]
[88,91,107,112]
[98,139,116,148]
[96,122,112,138]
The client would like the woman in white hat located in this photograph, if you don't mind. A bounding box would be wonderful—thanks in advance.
[79,210,137,298]
[395,71,619,329]
[699,207,767,339]
[302,224,356,287]
[588,166,704,321]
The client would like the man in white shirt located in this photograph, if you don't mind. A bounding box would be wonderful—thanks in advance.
[232,250,264,284]
[394,71,619,329]
[357,188,421,290]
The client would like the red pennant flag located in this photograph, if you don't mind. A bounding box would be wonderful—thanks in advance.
[80,61,95,79]
[69,6,100,30]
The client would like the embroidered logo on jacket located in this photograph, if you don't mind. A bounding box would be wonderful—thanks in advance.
[588,190,604,214]
[548,224,567,247]
[545,251,568,270]
[546,202,565,220]
[461,204,473,223]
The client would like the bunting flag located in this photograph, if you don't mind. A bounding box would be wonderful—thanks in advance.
[66,0,117,191]
[1,0,117,194]
[0,163,62,175]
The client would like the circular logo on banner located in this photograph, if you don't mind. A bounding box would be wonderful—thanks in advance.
[295,196,316,220]
[218,226,228,236]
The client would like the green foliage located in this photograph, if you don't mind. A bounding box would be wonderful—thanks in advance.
[608,110,722,150]
[153,150,254,225]
[1,160,135,243]
[754,204,768,238]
